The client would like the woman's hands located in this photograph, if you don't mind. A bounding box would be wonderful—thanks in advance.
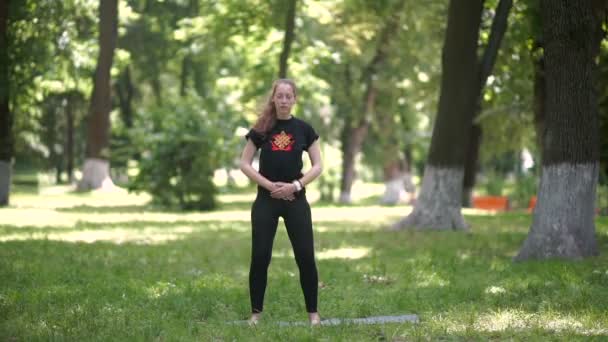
[270,182,298,201]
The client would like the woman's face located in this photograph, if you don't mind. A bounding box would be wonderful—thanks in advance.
[273,83,296,116]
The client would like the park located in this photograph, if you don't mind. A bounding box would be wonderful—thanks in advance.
[1,0,608,340]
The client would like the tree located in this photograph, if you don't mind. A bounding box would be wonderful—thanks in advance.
[392,0,484,230]
[338,0,406,204]
[0,0,10,206]
[78,0,118,191]
[462,0,513,206]
[599,39,608,215]
[278,0,296,78]
[515,0,605,260]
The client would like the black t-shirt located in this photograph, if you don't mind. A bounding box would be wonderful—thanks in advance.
[245,116,319,184]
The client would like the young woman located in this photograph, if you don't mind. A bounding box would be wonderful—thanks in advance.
[239,79,323,326]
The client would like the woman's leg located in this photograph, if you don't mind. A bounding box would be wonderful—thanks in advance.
[249,195,280,314]
[283,196,318,314]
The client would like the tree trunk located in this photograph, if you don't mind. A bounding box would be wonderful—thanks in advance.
[44,102,60,183]
[515,0,604,260]
[116,66,134,128]
[65,93,75,183]
[278,0,296,78]
[533,54,545,158]
[180,55,190,97]
[462,0,513,207]
[600,43,608,216]
[392,0,484,230]
[338,1,405,203]
[151,74,162,107]
[0,0,11,206]
[402,145,416,197]
[193,60,207,98]
[79,0,118,191]
[462,123,481,207]
[339,118,370,203]
[381,159,403,205]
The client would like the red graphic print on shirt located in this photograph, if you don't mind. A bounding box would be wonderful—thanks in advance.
[271,130,295,151]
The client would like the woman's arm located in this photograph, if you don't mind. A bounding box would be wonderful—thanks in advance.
[298,139,323,187]
[239,139,275,191]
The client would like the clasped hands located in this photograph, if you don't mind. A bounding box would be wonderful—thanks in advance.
[269,181,299,201]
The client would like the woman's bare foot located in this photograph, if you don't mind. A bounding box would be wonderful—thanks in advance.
[248,312,261,326]
[308,312,321,326]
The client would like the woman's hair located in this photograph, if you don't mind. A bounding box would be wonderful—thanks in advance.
[253,79,297,134]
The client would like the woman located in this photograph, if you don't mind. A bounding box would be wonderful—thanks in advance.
[239,79,323,326]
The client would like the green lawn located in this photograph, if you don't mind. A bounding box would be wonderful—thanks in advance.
[1,187,607,341]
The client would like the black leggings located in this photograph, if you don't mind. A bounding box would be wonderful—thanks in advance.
[249,191,318,313]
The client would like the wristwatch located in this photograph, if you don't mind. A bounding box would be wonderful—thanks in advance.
[292,179,303,192]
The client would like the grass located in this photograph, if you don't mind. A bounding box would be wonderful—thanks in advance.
[1,186,608,341]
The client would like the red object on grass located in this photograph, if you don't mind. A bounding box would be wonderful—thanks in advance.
[472,196,510,211]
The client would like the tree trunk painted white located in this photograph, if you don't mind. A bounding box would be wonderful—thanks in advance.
[381,177,403,205]
[381,172,415,205]
[81,0,117,191]
[515,163,599,260]
[338,191,352,204]
[0,160,10,206]
[391,166,467,230]
[389,0,483,230]
[77,158,115,191]
[226,167,236,187]
[514,0,603,260]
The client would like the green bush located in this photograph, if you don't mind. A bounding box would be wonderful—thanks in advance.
[510,173,538,209]
[483,171,505,196]
[128,99,235,210]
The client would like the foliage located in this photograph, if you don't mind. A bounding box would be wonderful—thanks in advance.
[509,172,538,209]
[3,0,563,205]
[127,98,238,210]
[482,171,505,196]
[9,0,96,166]
[477,0,539,165]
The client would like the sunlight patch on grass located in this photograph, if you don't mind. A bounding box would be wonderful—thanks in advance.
[473,310,593,333]
[192,274,241,290]
[431,310,608,336]
[217,193,256,203]
[0,225,197,244]
[315,224,332,232]
[11,187,151,209]
[484,285,507,295]
[0,208,252,228]
[0,208,79,228]
[312,206,411,224]
[414,270,449,288]
[272,247,371,260]
[462,208,501,216]
[146,281,182,299]
[475,310,530,331]
[0,206,414,229]
[317,247,371,260]
[457,250,471,260]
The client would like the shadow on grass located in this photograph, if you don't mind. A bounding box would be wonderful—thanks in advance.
[55,201,253,213]
[57,204,166,213]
